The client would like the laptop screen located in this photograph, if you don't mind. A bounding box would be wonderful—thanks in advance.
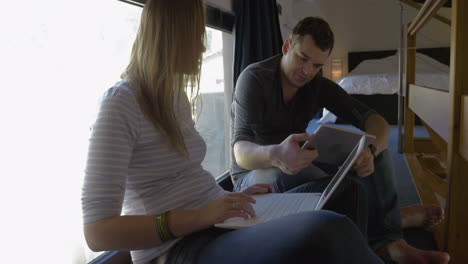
[314,135,367,210]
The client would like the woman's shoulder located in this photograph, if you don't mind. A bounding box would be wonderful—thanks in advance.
[96,81,143,126]
[98,81,141,112]
[102,81,137,102]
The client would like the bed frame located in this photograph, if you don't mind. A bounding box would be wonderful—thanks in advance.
[402,0,468,263]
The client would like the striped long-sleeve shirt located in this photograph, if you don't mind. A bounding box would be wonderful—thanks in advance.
[81,81,225,264]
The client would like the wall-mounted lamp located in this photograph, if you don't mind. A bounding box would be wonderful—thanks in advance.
[331,59,343,81]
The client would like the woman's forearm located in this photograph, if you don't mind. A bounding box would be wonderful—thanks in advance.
[84,215,160,252]
[84,209,205,252]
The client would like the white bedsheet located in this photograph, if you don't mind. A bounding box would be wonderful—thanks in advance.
[338,52,449,95]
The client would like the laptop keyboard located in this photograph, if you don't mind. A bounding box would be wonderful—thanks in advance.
[244,193,317,225]
[215,193,321,228]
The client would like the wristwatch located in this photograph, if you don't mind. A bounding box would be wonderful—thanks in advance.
[368,144,378,159]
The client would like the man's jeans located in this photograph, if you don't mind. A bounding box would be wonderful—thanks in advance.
[234,150,403,250]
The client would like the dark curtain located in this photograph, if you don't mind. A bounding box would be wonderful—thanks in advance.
[233,0,283,88]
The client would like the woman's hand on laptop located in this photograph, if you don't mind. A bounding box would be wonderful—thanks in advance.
[196,192,257,226]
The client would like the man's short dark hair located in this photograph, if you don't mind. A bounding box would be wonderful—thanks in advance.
[290,17,334,54]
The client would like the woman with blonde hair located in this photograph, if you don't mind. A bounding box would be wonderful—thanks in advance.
[81,0,384,263]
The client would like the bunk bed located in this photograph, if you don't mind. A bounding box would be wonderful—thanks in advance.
[402,0,468,263]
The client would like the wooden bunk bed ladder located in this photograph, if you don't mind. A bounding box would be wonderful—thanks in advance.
[403,0,468,262]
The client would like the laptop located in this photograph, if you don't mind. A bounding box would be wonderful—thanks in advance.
[215,134,373,229]
[302,124,376,165]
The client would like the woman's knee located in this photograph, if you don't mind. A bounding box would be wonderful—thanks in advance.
[314,210,355,229]
[291,211,364,255]
[291,210,356,237]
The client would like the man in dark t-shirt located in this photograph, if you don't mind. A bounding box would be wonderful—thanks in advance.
[231,17,449,264]
[230,54,377,184]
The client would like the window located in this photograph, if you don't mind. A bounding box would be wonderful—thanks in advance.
[196,27,233,177]
[1,0,142,263]
[0,1,233,263]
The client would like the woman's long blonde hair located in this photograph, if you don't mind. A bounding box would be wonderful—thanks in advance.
[122,0,205,155]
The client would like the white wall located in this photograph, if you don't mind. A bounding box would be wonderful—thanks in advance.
[276,0,321,40]
[276,0,451,78]
[205,0,232,13]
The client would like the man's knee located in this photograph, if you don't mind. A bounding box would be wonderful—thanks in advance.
[374,149,392,168]
[253,167,284,184]
[235,168,283,191]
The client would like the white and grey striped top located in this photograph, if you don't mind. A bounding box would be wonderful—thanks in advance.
[82,81,225,264]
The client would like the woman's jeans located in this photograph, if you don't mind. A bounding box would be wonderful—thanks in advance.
[234,150,403,250]
[159,211,383,264]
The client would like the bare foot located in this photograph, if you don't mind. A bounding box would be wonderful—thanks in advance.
[400,204,444,229]
[377,240,450,264]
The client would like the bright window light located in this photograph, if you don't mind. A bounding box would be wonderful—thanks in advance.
[1,0,141,263]
[0,1,230,263]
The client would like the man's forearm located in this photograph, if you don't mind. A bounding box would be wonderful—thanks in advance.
[234,140,277,170]
[365,114,390,156]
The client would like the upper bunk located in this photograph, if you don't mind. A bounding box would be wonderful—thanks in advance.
[403,0,467,159]
[404,0,451,141]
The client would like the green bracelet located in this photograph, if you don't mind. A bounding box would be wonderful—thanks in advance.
[155,211,175,242]
[162,211,175,240]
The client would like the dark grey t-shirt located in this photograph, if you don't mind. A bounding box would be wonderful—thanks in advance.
[230,54,377,181]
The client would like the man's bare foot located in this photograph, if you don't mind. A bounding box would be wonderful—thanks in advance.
[376,240,450,264]
[400,204,444,229]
